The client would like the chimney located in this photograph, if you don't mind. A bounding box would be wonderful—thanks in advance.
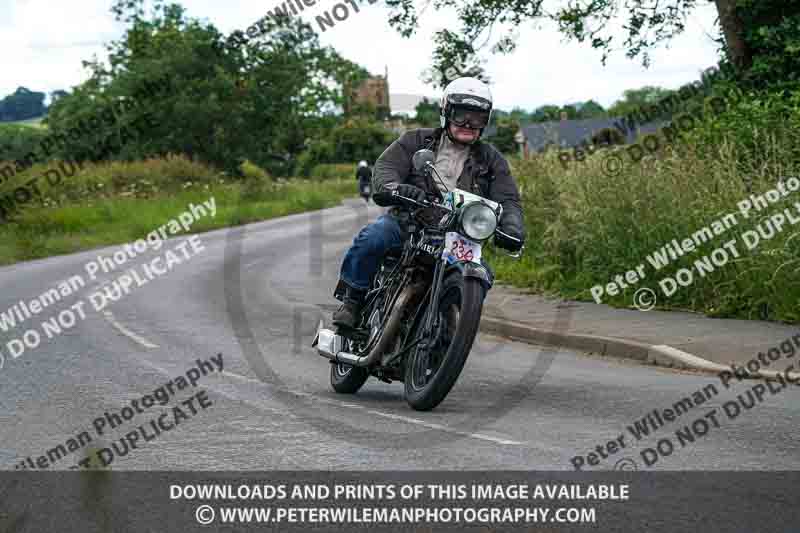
[560,111,568,121]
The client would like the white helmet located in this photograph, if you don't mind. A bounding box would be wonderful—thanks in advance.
[439,77,493,136]
[358,160,368,168]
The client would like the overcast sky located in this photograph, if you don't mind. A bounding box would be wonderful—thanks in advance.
[0,0,722,111]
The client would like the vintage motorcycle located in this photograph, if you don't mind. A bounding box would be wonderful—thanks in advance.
[312,149,522,411]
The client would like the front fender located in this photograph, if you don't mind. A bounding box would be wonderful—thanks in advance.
[445,261,494,292]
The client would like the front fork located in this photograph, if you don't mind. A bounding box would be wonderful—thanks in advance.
[415,257,447,366]
[413,254,494,370]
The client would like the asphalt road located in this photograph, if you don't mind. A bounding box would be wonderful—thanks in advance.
[1,199,799,472]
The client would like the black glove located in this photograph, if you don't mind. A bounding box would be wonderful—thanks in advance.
[395,184,427,204]
[495,212,525,252]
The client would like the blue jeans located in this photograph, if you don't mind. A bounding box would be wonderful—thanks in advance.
[337,214,496,298]
[339,215,404,292]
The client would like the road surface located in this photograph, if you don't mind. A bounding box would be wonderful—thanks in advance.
[1,199,798,471]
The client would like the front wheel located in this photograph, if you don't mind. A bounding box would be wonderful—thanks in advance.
[330,362,369,394]
[404,274,485,411]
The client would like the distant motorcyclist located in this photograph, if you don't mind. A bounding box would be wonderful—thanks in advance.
[356,160,372,203]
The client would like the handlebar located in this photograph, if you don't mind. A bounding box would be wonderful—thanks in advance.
[393,190,524,258]
[390,190,452,212]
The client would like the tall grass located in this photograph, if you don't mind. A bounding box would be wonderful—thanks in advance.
[491,89,800,323]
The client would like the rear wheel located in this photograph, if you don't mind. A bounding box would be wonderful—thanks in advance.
[330,362,369,393]
[404,273,485,411]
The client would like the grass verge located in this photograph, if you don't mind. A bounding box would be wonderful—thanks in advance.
[0,165,357,265]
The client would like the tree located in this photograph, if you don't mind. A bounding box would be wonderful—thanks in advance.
[560,105,578,120]
[578,100,606,119]
[607,86,674,117]
[414,98,440,128]
[490,117,519,155]
[507,107,532,123]
[385,0,799,91]
[736,1,800,91]
[0,87,46,121]
[296,117,395,175]
[419,30,490,89]
[531,105,560,122]
[49,90,69,106]
[46,0,368,175]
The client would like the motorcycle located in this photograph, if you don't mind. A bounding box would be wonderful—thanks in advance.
[312,149,523,411]
[359,181,371,203]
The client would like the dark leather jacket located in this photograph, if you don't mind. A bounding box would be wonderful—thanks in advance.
[372,127,525,239]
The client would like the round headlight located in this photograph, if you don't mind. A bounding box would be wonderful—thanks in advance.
[460,202,497,241]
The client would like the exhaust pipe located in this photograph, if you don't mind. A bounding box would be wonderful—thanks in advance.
[312,325,362,365]
[312,282,426,368]
[312,323,361,364]
[312,322,342,359]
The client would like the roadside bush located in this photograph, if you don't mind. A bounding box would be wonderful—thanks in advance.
[681,87,800,184]
[239,159,275,200]
[0,124,49,162]
[0,153,222,219]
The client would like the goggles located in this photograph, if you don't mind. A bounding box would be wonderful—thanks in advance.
[448,106,490,129]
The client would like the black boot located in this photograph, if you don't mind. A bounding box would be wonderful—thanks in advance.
[332,286,366,330]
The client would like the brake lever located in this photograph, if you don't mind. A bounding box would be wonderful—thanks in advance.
[391,191,428,207]
[495,229,524,259]
[391,190,450,211]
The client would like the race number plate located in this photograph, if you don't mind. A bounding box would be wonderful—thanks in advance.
[442,232,482,264]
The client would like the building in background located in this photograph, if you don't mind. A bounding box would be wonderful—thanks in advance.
[345,67,391,120]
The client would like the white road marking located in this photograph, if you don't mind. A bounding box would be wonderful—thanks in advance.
[221,369,522,446]
[365,410,524,446]
[243,258,268,271]
[102,311,159,349]
[221,370,265,385]
[140,360,523,446]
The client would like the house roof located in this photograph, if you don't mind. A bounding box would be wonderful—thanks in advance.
[520,117,670,153]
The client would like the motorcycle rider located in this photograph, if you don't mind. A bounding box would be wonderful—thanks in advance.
[356,160,372,203]
[332,77,525,330]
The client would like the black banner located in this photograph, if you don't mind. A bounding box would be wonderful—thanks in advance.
[0,471,797,532]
